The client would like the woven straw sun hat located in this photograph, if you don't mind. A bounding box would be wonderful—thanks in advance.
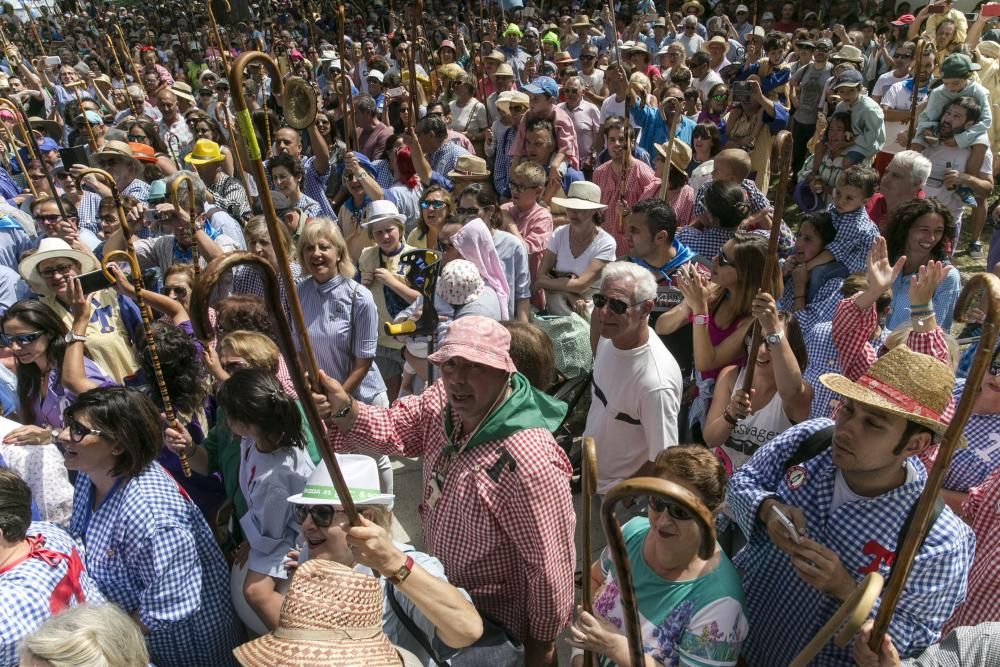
[232,559,406,666]
[819,345,961,444]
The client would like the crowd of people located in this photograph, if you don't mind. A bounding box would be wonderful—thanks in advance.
[1,0,1000,665]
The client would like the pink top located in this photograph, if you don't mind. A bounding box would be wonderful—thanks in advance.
[592,158,658,256]
[638,181,696,228]
[501,201,553,310]
[703,309,747,381]
[945,466,1000,631]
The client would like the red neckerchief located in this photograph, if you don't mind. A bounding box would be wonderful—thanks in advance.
[0,534,86,614]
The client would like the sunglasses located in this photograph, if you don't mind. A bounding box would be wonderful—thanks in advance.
[63,416,106,444]
[55,171,71,180]
[420,199,447,209]
[711,94,728,102]
[127,133,149,142]
[509,104,527,112]
[163,285,189,297]
[437,240,454,251]
[0,330,45,347]
[292,504,339,527]
[593,293,634,315]
[456,207,478,215]
[648,496,694,520]
[36,213,62,223]
[716,252,733,268]
[564,87,580,93]
[580,54,596,60]
[894,52,913,59]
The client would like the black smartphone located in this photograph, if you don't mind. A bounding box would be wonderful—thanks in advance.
[731,81,752,103]
[59,145,89,168]
[76,268,115,293]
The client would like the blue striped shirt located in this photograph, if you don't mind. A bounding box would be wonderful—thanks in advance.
[887,265,962,331]
[296,274,386,403]
[76,191,101,234]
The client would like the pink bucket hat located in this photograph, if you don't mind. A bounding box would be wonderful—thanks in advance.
[428,315,517,373]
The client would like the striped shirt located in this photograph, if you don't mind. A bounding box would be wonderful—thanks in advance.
[592,157,658,256]
[296,274,386,403]
[887,264,962,331]
[945,469,1000,632]
[75,191,102,234]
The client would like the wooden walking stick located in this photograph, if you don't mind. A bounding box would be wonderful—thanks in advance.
[789,573,884,666]
[868,272,1000,650]
[79,167,192,477]
[905,37,925,150]
[336,1,356,152]
[67,81,99,152]
[169,173,200,277]
[657,112,681,200]
[601,477,717,666]
[115,24,145,96]
[0,100,37,198]
[740,129,792,394]
[581,437,598,667]
[190,253,363,526]
[17,0,45,57]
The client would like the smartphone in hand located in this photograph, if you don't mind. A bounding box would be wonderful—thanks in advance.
[771,505,801,544]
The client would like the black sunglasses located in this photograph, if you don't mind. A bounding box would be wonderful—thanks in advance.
[63,416,106,444]
[456,207,478,215]
[716,251,733,268]
[648,496,695,520]
[0,330,45,347]
[593,293,634,315]
[292,504,339,527]
[163,285,189,298]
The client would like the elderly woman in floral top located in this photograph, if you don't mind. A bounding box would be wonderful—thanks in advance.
[568,446,748,666]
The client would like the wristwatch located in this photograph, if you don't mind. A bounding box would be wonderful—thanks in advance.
[764,331,784,347]
[332,398,355,419]
[384,554,415,585]
[64,332,87,344]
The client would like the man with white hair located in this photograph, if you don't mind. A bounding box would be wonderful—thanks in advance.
[866,149,932,230]
[585,262,682,503]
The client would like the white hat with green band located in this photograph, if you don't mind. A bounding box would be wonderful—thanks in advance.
[287,454,395,506]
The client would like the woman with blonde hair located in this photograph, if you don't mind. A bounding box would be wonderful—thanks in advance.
[19,604,149,667]
[295,218,392,494]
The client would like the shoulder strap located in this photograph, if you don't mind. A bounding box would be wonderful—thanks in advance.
[887,494,945,584]
[385,581,449,667]
[783,425,835,471]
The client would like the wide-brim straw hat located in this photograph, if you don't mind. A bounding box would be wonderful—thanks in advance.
[655,139,693,174]
[551,180,607,211]
[819,345,961,444]
[91,140,141,177]
[19,237,99,296]
[830,44,865,64]
[28,117,62,142]
[232,560,404,666]
[448,154,490,179]
[681,0,705,15]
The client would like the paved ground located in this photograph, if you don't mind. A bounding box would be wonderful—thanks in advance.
[388,455,606,665]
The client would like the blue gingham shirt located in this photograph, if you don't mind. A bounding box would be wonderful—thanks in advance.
[296,274,387,403]
[0,522,106,667]
[777,273,843,337]
[69,463,243,667]
[76,191,102,235]
[296,192,323,218]
[692,178,769,217]
[427,140,470,191]
[674,226,734,261]
[827,205,880,273]
[266,155,334,218]
[946,378,1000,492]
[494,126,516,199]
[373,159,395,190]
[122,179,156,240]
[730,419,975,666]
[887,264,962,331]
[803,321,842,419]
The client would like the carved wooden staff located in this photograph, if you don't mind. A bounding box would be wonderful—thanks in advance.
[905,37,925,150]
[79,168,192,477]
[67,81,98,152]
[657,112,681,199]
[581,437,598,667]
[868,272,1000,649]
[191,253,362,526]
[114,24,145,96]
[608,0,631,234]
[336,2,356,151]
[601,478,716,666]
[740,130,792,393]
[170,173,200,277]
[0,98,37,198]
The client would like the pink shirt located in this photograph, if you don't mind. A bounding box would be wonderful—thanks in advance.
[639,181,696,228]
[501,201,553,309]
[592,158,658,256]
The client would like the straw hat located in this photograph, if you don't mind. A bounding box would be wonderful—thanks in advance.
[484,49,505,63]
[232,560,406,666]
[554,51,575,65]
[654,139,693,174]
[572,15,592,28]
[90,140,141,177]
[288,454,395,506]
[819,345,960,443]
[28,117,62,142]
[19,237,98,296]
[551,180,607,211]
[170,80,195,102]
[496,90,529,113]
[681,0,704,15]
[830,44,865,64]
[448,154,490,180]
[495,63,515,78]
[437,62,466,80]
[184,138,226,165]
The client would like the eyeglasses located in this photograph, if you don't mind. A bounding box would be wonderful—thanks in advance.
[163,285,189,298]
[36,213,62,223]
[716,252,733,268]
[0,330,45,347]
[593,293,635,315]
[39,262,75,279]
[63,416,106,444]
[420,199,447,209]
[456,207,478,215]
[292,504,339,527]
[127,133,149,142]
[648,495,695,520]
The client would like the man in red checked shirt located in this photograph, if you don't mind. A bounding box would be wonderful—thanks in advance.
[318,316,576,667]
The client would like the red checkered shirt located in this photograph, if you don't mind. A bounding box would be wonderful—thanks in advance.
[593,157,658,257]
[328,380,576,643]
[945,466,1000,631]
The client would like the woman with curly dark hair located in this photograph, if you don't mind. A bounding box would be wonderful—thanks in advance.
[883,197,960,330]
[122,118,178,177]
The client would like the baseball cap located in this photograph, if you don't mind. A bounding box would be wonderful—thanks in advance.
[522,75,558,98]
[736,4,748,12]
[891,14,915,26]
[941,53,980,78]
[833,69,864,89]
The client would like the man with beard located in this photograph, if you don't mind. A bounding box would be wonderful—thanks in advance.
[920,96,993,236]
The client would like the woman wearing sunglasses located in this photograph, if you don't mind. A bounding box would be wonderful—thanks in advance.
[568,445,748,665]
[61,387,243,666]
[337,151,385,262]
[407,185,454,250]
[122,119,178,178]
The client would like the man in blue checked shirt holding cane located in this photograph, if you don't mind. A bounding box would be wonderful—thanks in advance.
[728,345,975,666]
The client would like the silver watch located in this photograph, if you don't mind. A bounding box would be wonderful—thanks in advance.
[764,331,784,347]
[64,332,87,344]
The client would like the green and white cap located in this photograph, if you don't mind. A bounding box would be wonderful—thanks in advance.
[287,454,395,506]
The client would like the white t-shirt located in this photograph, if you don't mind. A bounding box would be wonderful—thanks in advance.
[872,70,908,100]
[881,80,929,154]
[695,69,724,102]
[547,224,617,279]
[580,68,606,95]
[585,329,683,495]
[923,139,992,227]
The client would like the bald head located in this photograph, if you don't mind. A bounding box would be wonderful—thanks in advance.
[713,149,752,182]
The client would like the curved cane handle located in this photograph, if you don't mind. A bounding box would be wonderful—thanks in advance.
[790,573,884,667]
[601,477,717,667]
[191,252,362,526]
[74,166,118,193]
